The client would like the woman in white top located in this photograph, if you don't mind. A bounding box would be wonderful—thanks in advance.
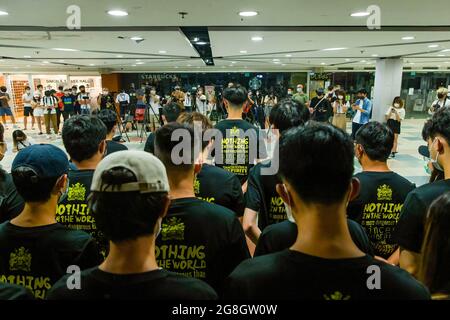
[429,87,450,115]
[385,96,406,158]
[149,89,161,131]
[21,86,35,130]
[332,90,349,131]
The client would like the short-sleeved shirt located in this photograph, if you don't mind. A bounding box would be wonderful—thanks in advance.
[22,93,33,107]
[47,267,217,300]
[385,107,406,120]
[213,119,267,184]
[61,95,75,113]
[105,140,128,156]
[195,164,245,217]
[41,96,58,114]
[0,222,101,299]
[394,179,450,253]
[0,172,24,224]
[0,92,10,108]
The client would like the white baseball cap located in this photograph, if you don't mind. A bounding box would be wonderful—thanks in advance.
[91,151,169,193]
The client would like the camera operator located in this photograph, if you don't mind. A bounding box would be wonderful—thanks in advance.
[97,88,115,111]
[115,88,130,118]
[76,85,91,115]
[429,87,450,115]
[171,85,185,110]
[149,87,162,131]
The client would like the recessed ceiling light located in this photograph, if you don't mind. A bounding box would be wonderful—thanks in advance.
[116,55,123,58]
[428,44,439,48]
[231,61,236,64]
[89,64,95,66]
[281,64,286,66]
[187,64,192,67]
[107,10,128,16]
[158,50,167,54]
[196,41,207,45]
[409,62,415,65]
[345,59,351,61]
[131,64,137,67]
[251,36,263,41]
[285,54,292,57]
[320,62,326,65]
[240,50,247,54]
[273,59,280,61]
[323,47,347,51]
[441,49,450,52]
[437,54,446,57]
[402,36,415,40]
[136,62,144,65]
[445,62,450,64]
[135,59,141,62]
[42,61,49,64]
[24,55,31,58]
[0,11,8,16]
[350,11,370,17]
[52,48,78,52]
[130,36,143,41]
[239,11,258,17]
[192,37,199,42]
[371,54,379,57]
[360,60,367,63]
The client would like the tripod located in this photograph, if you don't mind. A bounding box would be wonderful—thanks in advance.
[114,103,130,142]
[138,103,161,144]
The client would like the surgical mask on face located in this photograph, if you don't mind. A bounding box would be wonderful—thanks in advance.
[297,88,303,93]
[282,185,295,223]
[338,95,344,100]
[103,91,108,95]
[150,90,156,95]
[394,103,400,108]
[287,91,293,95]
[430,139,444,172]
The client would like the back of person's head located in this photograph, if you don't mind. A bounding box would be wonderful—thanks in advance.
[90,151,169,243]
[419,192,450,294]
[37,84,43,90]
[11,144,69,202]
[422,119,432,141]
[62,115,107,163]
[96,109,117,134]
[279,122,354,204]
[177,112,212,151]
[12,130,27,145]
[154,123,198,173]
[162,102,182,122]
[428,107,450,144]
[223,84,248,107]
[269,99,310,133]
[355,121,394,162]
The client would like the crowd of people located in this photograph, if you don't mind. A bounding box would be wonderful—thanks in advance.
[0,81,450,301]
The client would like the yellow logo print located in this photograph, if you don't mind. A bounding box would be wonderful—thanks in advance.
[194,179,200,195]
[161,217,185,241]
[377,184,393,201]
[9,247,32,272]
[323,291,351,300]
[67,183,86,201]
[229,126,240,135]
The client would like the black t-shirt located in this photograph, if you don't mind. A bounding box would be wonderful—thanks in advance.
[0,172,25,224]
[47,267,217,300]
[310,96,332,122]
[99,94,115,110]
[195,164,245,217]
[61,95,75,112]
[245,160,284,230]
[57,169,108,258]
[0,282,34,300]
[347,171,416,259]
[0,222,101,299]
[225,249,430,300]
[214,119,267,184]
[255,219,374,257]
[144,132,155,154]
[394,179,450,253]
[155,197,250,295]
[106,140,128,156]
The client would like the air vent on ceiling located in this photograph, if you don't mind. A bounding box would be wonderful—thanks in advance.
[423,66,439,70]
[364,67,376,70]
[403,67,412,70]
[337,67,354,70]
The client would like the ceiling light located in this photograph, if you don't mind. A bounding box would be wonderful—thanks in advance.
[281,64,286,66]
[192,37,199,42]
[323,47,347,51]
[24,55,31,58]
[107,10,128,17]
[285,54,292,57]
[158,50,167,54]
[409,62,415,65]
[26,65,31,67]
[360,60,367,63]
[43,61,49,64]
[116,55,123,58]
[441,49,450,52]
[240,50,247,54]
[135,59,141,62]
[187,64,192,67]
[0,11,8,16]
[402,36,415,40]
[273,59,280,61]
[239,11,258,17]
[130,36,143,41]
[196,41,207,45]
[438,54,446,57]
[251,36,263,41]
[350,11,370,17]
[58,60,65,62]
[371,54,379,57]
[428,44,439,48]
[136,62,144,65]
[131,64,137,67]
[231,61,236,64]
[51,48,78,52]
[345,59,351,61]
[89,64,95,66]
[320,62,326,65]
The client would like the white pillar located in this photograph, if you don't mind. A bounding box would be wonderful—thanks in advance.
[372,58,403,122]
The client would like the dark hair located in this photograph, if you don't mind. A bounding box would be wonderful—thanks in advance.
[419,192,450,294]
[79,85,85,89]
[37,85,43,89]
[269,99,310,133]
[327,85,335,91]
[162,102,182,122]
[0,86,6,92]
[90,167,167,242]
[428,107,450,143]
[279,122,354,204]
[392,96,404,108]
[58,85,64,91]
[62,115,107,162]
[223,84,248,107]
[422,120,432,141]
[0,123,4,142]
[154,123,198,172]
[177,112,211,151]
[96,109,117,133]
[355,121,394,162]
[336,90,347,103]
[12,167,59,202]
[358,88,368,95]
[71,85,77,90]
[12,130,27,148]
[25,86,31,91]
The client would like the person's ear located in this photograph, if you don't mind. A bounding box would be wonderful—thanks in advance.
[54,174,68,195]
[159,194,171,219]
[223,99,229,110]
[348,177,361,202]
[436,138,445,154]
[276,183,290,205]
[99,140,107,155]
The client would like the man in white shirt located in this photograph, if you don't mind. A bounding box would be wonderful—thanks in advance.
[115,89,130,118]
[184,92,193,113]
[22,86,35,130]
[77,85,91,115]
[148,88,161,131]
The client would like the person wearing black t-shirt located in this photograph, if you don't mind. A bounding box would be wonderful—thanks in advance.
[144,102,182,154]
[96,109,128,156]
[244,100,310,245]
[177,112,245,216]
[58,116,108,258]
[97,88,115,111]
[309,88,332,123]
[0,144,100,299]
[48,151,217,300]
[225,122,429,300]
[0,169,24,223]
[61,88,75,122]
[154,123,250,295]
[395,108,450,277]
[348,122,415,265]
[213,84,267,187]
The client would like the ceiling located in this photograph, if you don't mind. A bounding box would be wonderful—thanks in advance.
[0,0,450,73]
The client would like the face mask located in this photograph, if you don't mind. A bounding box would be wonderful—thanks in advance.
[150,90,156,95]
[282,184,295,223]
[297,88,303,93]
[394,103,400,108]
[287,91,292,95]
[26,90,31,94]
[430,139,444,172]
[338,95,344,100]
[64,92,69,96]
[103,91,108,95]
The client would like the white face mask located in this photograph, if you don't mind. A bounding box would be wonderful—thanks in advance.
[430,139,444,172]
[150,90,156,95]
[394,103,400,108]
[282,184,295,223]
[297,88,303,93]
[338,95,344,100]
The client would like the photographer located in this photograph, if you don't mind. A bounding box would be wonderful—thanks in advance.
[171,85,185,110]
[76,85,91,115]
[41,90,59,138]
[309,88,332,123]
[429,87,450,115]
[97,88,115,111]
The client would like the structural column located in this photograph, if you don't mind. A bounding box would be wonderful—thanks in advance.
[372,58,404,122]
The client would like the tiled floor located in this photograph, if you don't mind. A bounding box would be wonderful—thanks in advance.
[0,118,431,186]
